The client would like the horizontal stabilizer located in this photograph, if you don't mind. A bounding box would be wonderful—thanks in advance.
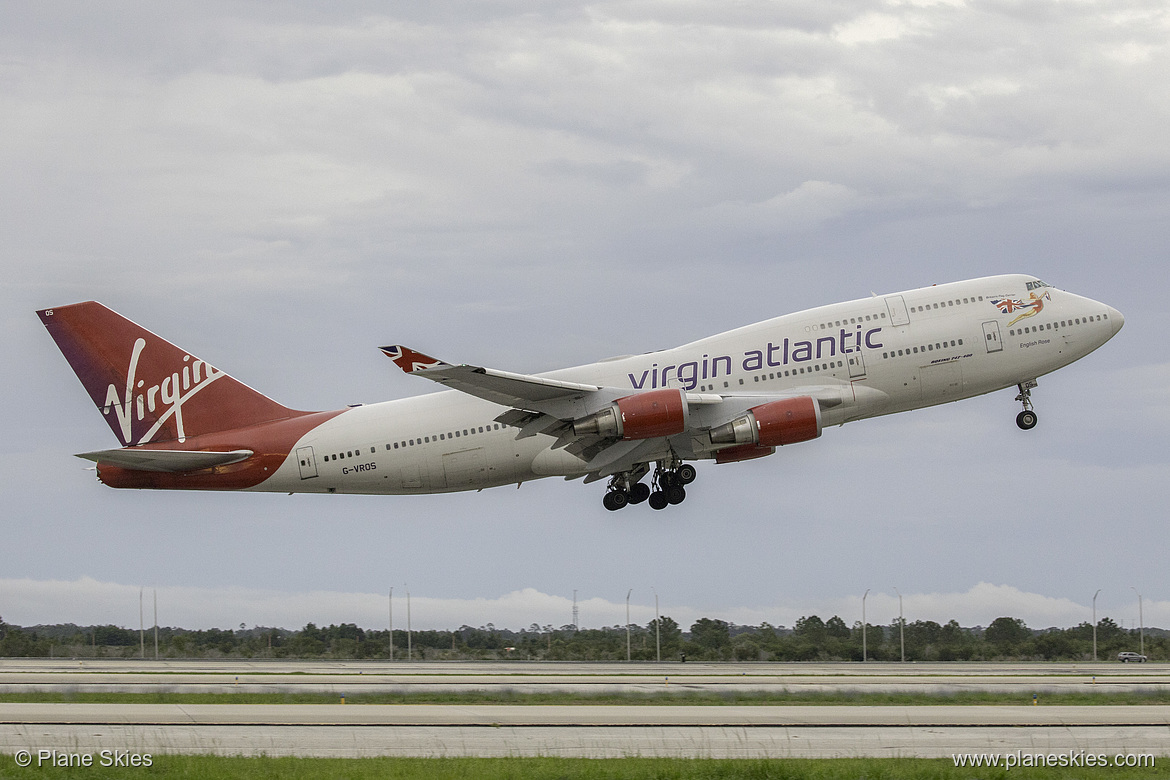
[76,448,253,473]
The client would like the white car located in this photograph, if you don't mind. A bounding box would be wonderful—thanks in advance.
[1118,651,1148,663]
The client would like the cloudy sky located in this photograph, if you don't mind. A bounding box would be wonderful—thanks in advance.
[3,1,1167,634]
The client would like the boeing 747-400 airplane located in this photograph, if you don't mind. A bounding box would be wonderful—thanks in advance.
[39,274,1123,510]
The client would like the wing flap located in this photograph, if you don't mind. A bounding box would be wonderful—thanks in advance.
[418,364,600,411]
[76,448,254,473]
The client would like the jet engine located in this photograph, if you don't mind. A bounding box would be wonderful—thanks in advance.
[573,388,688,440]
[709,396,821,448]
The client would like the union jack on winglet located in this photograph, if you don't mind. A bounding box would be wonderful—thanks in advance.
[380,345,450,374]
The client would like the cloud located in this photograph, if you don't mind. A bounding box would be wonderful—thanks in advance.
[3,578,1163,632]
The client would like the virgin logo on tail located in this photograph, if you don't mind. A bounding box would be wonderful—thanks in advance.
[103,338,225,445]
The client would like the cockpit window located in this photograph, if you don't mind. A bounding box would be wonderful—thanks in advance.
[1026,279,1051,291]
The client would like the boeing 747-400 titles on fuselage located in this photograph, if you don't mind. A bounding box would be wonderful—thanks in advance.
[39,275,1123,510]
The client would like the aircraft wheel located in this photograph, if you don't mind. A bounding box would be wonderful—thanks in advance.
[676,464,697,484]
[657,472,678,489]
[628,482,651,504]
[603,490,629,511]
[666,485,686,505]
[1016,410,1038,430]
[648,491,669,510]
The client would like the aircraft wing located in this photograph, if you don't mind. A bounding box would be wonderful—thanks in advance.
[380,345,613,420]
[381,344,687,469]
[76,448,254,473]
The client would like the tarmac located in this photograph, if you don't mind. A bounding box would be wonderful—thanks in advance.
[1,660,1167,758]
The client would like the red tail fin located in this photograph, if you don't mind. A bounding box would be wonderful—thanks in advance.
[38,302,305,447]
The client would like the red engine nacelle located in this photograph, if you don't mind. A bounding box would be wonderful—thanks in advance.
[709,396,821,449]
[573,388,688,440]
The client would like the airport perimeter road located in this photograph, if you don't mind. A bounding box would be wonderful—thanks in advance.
[2,659,1167,695]
[2,704,1169,758]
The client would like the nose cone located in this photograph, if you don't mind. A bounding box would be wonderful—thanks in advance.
[1108,306,1125,336]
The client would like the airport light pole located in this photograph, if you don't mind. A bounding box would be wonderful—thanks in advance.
[388,587,394,661]
[862,589,869,663]
[1131,586,1144,656]
[626,589,632,662]
[1092,589,1101,662]
[894,587,904,663]
[406,587,412,662]
[654,590,662,664]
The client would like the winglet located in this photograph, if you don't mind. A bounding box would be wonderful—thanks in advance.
[379,345,451,374]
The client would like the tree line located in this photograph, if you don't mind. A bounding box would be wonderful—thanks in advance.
[0,613,1161,661]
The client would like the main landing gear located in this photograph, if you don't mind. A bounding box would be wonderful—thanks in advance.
[1015,379,1039,430]
[603,461,696,511]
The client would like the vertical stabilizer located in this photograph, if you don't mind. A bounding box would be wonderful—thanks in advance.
[38,302,305,447]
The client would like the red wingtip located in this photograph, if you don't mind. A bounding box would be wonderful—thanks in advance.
[379,345,449,374]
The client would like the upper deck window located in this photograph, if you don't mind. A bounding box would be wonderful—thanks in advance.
[1026,279,1052,291]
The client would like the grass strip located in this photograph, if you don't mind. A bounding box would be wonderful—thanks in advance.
[3,689,1170,706]
[2,755,1163,779]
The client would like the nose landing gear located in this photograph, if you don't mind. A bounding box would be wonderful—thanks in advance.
[1015,380,1038,430]
[602,460,696,511]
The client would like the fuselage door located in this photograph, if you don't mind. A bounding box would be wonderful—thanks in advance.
[295,446,318,479]
[885,295,910,326]
[847,347,867,379]
[982,321,1004,353]
[443,448,485,489]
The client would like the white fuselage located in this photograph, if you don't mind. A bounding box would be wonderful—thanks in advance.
[258,275,1122,495]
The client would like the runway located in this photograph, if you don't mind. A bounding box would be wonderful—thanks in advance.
[3,659,1166,695]
[3,703,1168,758]
[2,660,1168,758]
